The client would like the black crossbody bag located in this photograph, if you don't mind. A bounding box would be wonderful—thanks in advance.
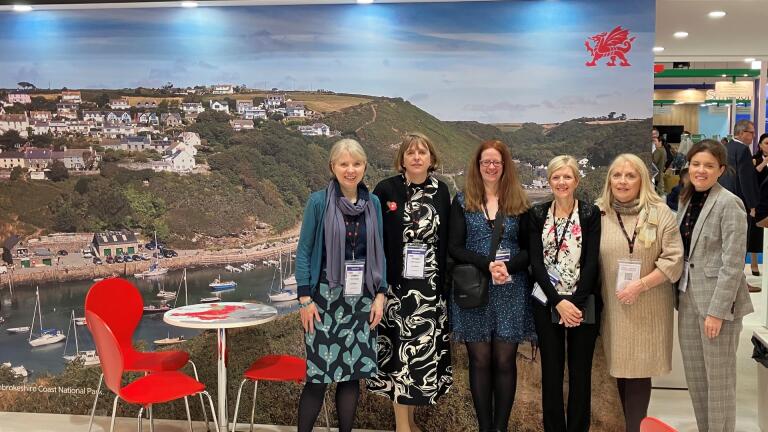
[452,214,505,309]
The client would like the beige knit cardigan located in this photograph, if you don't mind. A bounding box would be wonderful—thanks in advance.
[599,202,684,378]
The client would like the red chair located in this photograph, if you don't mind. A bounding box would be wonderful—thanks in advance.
[86,310,218,432]
[84,278,207,431]
[640,417,678,432]
[231,354,330,432]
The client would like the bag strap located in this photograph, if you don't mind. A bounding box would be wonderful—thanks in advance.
[486,212,505,260]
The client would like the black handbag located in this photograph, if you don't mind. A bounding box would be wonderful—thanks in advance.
[452,213,505,309]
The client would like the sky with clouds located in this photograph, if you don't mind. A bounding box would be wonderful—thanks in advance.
[0,0,654,123]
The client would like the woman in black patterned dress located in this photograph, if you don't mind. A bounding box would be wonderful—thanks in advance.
[368,133,452,432]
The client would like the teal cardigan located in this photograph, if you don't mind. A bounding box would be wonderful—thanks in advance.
[295,188,387,297]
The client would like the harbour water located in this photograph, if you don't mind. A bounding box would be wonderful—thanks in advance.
[0,264,297,376]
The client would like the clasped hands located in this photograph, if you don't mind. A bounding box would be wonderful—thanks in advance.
[489,260,509,285]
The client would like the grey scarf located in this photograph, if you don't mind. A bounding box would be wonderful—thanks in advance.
[323,180,384,295]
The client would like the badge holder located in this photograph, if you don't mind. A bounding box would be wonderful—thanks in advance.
[403,243,428,279]
[493,247,512,284]
[344,260,365,296]
[616,259,642,292]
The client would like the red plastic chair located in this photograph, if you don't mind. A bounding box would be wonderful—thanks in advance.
[231,354,330,432]
[86,311,218,432]
[84,278,207,431]
[640,417,678,432]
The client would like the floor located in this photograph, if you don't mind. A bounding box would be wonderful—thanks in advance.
[1,268,766,432]
[647,265,767,432]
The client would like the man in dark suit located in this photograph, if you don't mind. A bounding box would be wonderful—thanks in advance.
[718,119,760,292]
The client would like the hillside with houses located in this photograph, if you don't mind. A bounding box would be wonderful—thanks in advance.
[0,84,648,248]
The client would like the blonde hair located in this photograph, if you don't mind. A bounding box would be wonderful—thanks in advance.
[394,132,439,173]
[547,155,580,182]
[464,140,530,216]
[597,153,663,214]
[328,138,367,174]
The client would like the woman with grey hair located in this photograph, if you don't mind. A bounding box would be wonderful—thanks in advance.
[295,138,387,432]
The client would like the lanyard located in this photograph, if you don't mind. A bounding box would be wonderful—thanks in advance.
[616,212,639,255]
[482,202,497,230]
[551,202,575,264]
[343,215,361,260]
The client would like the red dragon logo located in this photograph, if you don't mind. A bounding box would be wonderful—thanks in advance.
[585,26,635,67]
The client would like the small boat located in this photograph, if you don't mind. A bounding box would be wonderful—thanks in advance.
[28,287,66,347]
[63,311,100,366]
[154,334,186,345]
[74,317,87,326]
[157,288,177,299]
[7,326,31,334]
[143,303,171,315]
[209,275,237,291]
[224,265,242,273]
[134,262,169,278]
[283,274,297,289]
[241,263,255,271]
[200,296,221,303]
[2,362,29,378]
[93,277,104,282]
[268,252,297,303]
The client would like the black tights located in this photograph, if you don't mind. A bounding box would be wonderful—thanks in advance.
[466,340,519,432]
[616,377,652,432]
[297,380,360,432]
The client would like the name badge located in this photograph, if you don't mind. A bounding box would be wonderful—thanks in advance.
[344,260,365,296]
[678,258,689,293]
[531,283,548,305]
[494,248,512,284]
[616,259,642,292]
[403,243,427,279]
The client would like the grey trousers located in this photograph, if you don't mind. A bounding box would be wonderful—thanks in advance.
[678,292,742,432]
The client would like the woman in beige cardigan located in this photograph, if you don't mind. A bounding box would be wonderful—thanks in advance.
[597,154,683,432]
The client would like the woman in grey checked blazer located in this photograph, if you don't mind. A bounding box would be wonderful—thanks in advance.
[676,140,754,432]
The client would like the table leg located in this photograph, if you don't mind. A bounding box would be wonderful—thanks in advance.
[217,327,227,432]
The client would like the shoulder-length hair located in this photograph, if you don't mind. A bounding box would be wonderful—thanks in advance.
[463,140,530,215]
[328,138,367,176]
[597,153,663,214]
[680,139,727,204]
[393,132,439,173]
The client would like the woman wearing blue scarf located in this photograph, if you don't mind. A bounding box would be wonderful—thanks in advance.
[295,138,387,432]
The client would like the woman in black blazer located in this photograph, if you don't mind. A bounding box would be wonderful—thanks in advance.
[528,155,601,432]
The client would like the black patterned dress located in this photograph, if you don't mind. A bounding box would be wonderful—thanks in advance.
[367,175,452,405]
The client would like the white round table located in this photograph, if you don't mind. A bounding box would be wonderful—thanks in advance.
[164,302,278,432]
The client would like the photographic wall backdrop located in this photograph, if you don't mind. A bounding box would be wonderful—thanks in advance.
[0,0,654,415]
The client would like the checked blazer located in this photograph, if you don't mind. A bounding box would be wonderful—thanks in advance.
[676,182,754,320]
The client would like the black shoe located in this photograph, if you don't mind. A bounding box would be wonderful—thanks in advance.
[749,284,762,293]
[752,270,761,276]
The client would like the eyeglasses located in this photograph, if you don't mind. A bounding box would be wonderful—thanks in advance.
[479,160,504,167]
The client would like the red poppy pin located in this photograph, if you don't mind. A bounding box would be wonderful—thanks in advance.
[387,201,398,212]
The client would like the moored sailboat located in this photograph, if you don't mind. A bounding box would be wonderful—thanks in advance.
[28,287,66,347]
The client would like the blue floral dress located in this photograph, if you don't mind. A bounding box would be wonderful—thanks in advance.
[450,193,536,343]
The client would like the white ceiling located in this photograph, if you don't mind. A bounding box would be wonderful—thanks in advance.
[656,0,768,61]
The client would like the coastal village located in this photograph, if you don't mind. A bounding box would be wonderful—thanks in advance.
[0,84,343,281]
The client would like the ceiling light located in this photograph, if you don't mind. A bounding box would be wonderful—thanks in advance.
[745,58,756,62]
[673,31,689,39]
[721,74,727,77]
[743,74,748,77]
[12,4,33,12]
[708,11,726,18]
[180,1,198,7]
[652,46,665,53]
[752,61,763,70]
[357,0,374,3]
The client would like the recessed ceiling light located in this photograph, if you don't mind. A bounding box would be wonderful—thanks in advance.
[12,4,33,12]
[743,74,749,77]
[721,74,727,77]
[652,46,665,53]
[180,1,198,7]
[708,10,727,18]
[744,58,756,62]
[673,31,689,39]
[357,0,374,3]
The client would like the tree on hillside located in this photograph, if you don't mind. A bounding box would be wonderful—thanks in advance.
[48,160,69,182]
[10,166,27,181]
[0,130,25,151]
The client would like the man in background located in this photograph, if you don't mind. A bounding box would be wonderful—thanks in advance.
[719,119,761,292]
